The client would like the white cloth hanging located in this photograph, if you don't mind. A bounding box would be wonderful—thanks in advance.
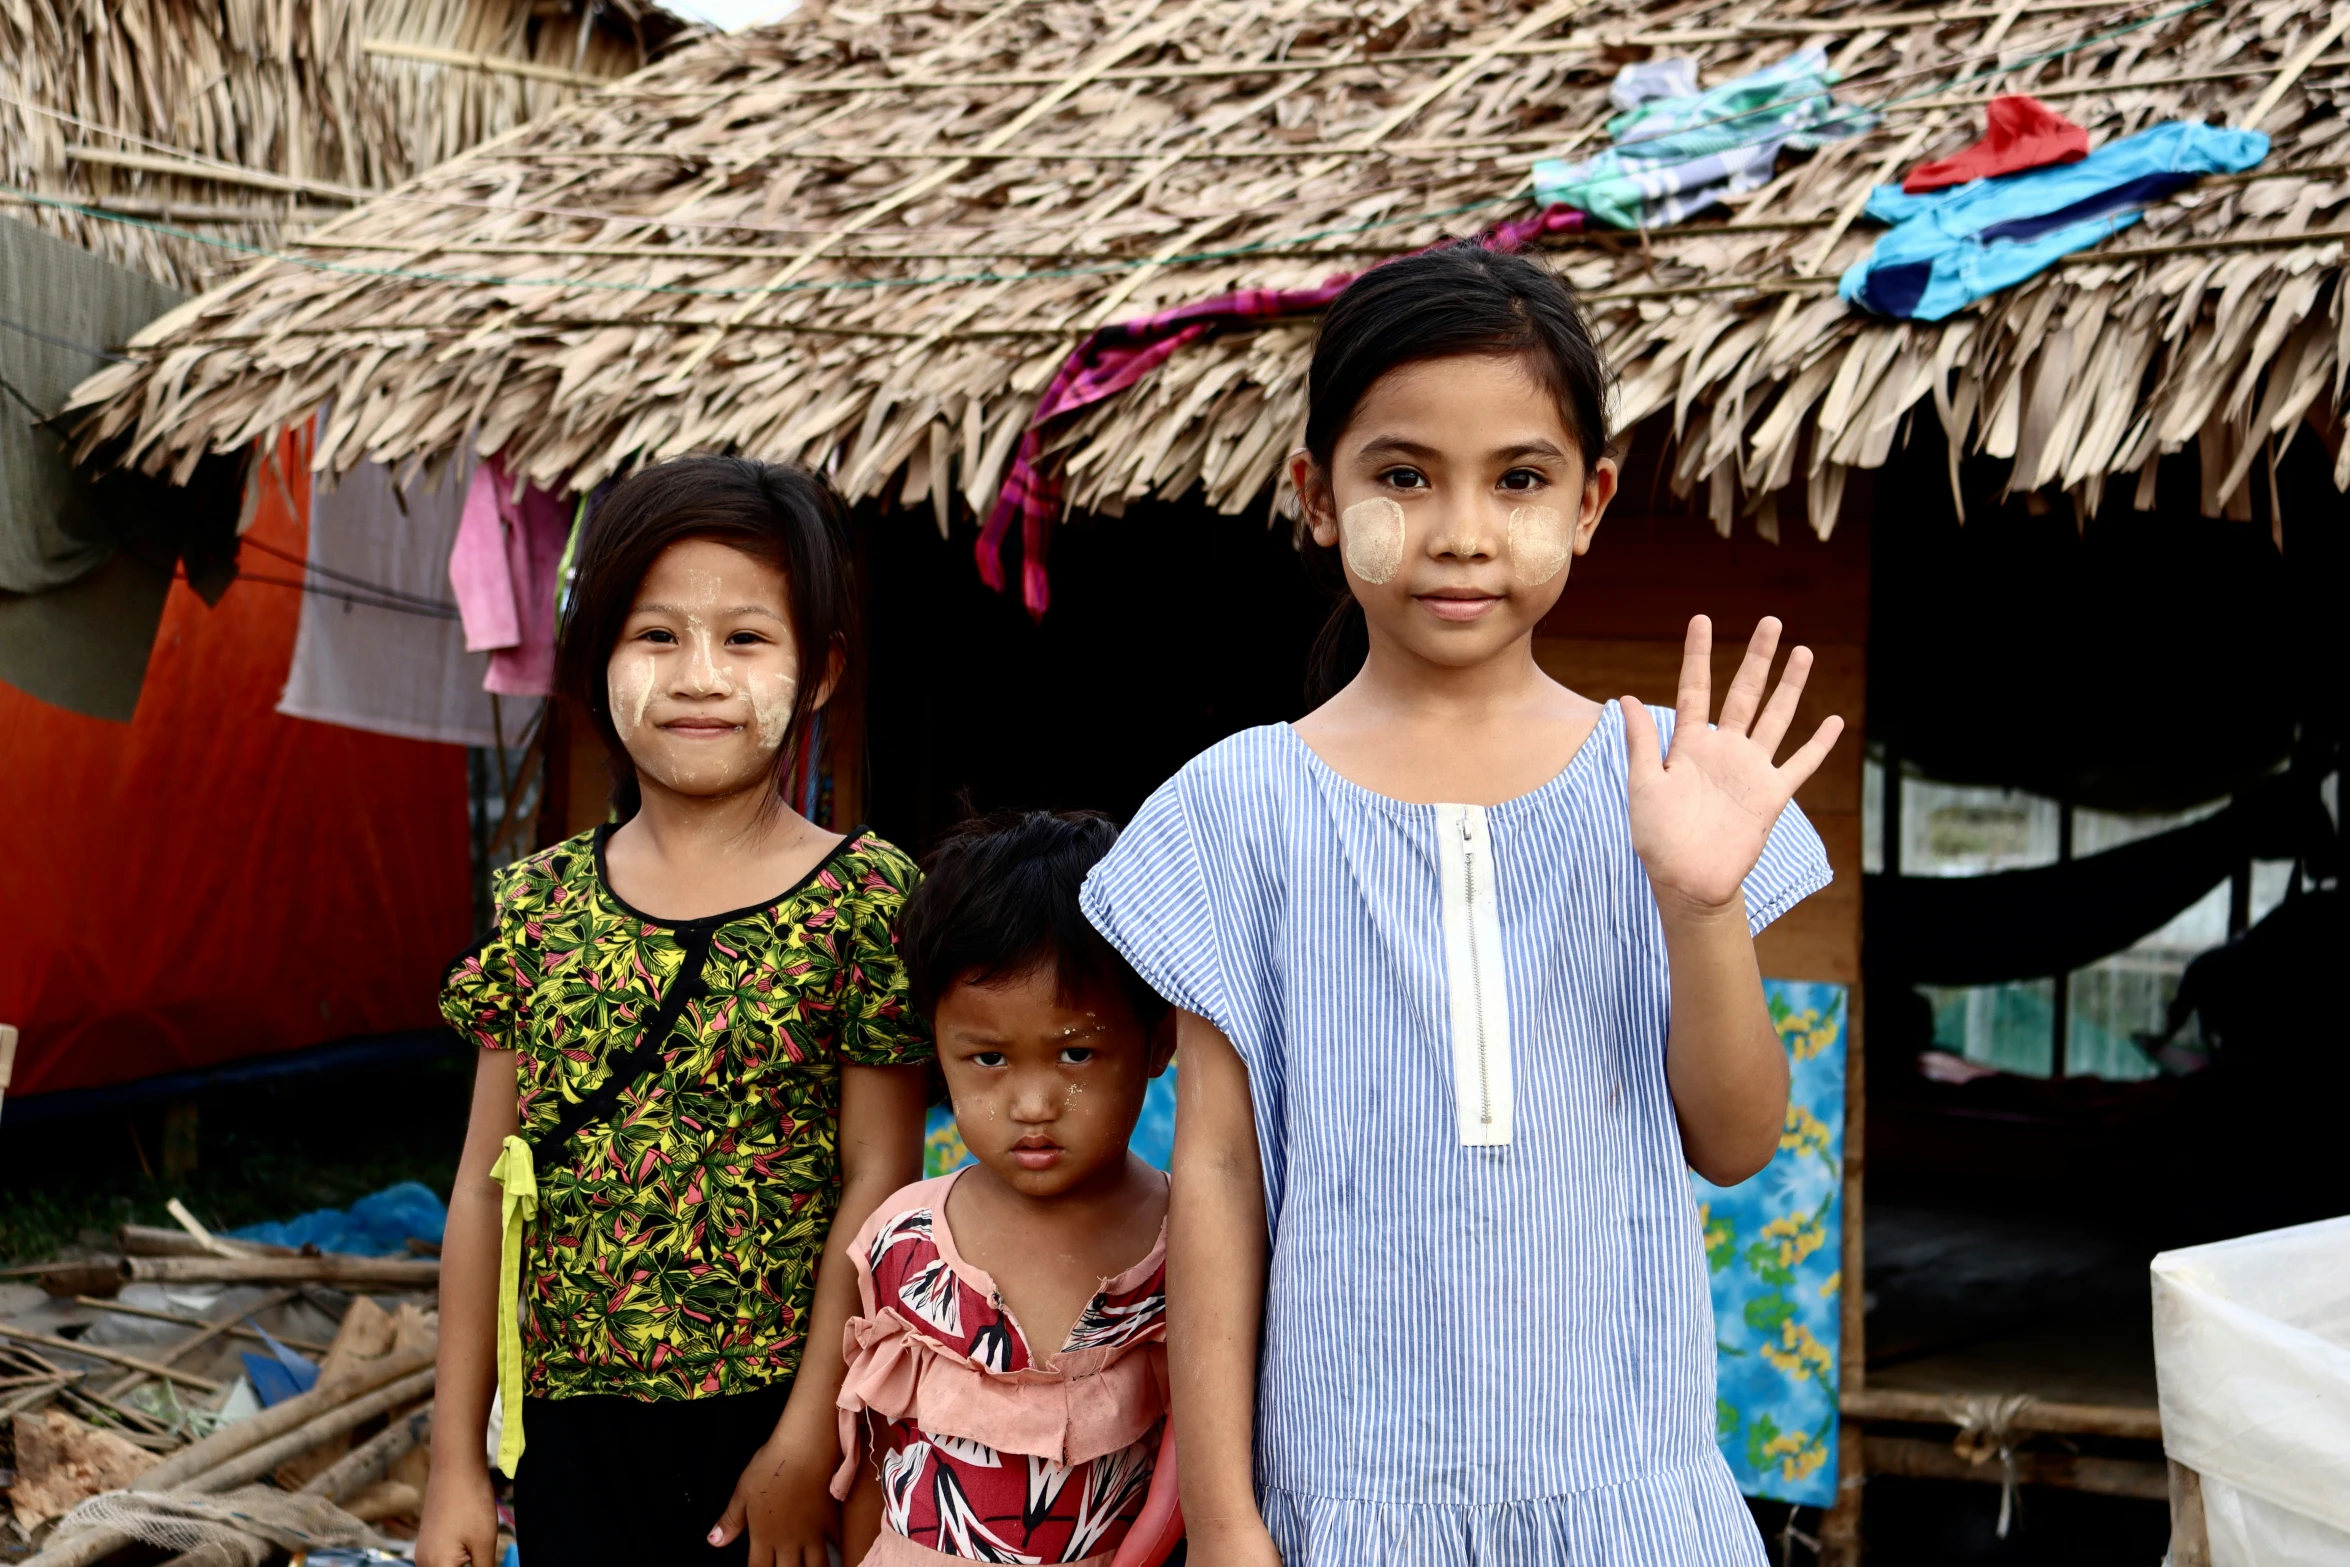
[277,453,501,746]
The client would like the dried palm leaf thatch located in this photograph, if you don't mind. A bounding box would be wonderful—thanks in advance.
[2,0,687,291]
[65,0,2350,542]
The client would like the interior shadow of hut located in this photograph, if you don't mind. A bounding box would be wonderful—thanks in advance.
[859,492,1321,846]
[1852,416,2343,1559]
[1865,421,2342,1226]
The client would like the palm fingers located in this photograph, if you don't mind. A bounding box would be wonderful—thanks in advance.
[1673,615,1715,734]
[1749,642,1812,757]
[1777,714,1847,792]
[1716,617,1782,735]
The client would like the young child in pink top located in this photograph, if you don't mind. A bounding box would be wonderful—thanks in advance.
[829,811,1180,1567]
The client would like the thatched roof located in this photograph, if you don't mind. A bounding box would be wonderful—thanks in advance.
[2,0,688,291]
[65,0,2350,544]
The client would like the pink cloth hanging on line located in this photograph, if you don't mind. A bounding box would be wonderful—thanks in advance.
[976,204,1588,619]
[448,457,572,696]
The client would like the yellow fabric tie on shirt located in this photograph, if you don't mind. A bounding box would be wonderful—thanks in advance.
[487,1135,538,1474]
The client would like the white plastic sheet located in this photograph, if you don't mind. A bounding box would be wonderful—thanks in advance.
[2151,1215,2350,1567]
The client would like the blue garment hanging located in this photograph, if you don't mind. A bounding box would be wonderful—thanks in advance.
[1533,46,1875,228]
[1840,120,2269,321]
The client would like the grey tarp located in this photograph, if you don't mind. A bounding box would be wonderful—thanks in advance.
[0,214,188,718]
[0,214,185,591]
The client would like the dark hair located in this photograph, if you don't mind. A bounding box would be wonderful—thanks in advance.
[554,455,858,820]
[898,809,1170,1036]
[1298,242,1615,706]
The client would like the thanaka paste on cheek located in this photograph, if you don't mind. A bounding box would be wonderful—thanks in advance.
[1340,497,1406,584]
[1507,504,1571,585]
[609,651,658,736]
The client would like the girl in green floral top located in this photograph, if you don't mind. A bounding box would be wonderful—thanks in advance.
[419,458,931,1567]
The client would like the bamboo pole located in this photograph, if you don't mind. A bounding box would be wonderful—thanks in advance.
[1839,1386,2164,1442]
[301,1403,434,1499]
[363,38,607,88]
[117,1227,298,1260]
[0,1326,223,1392]
[1864,1433,2169,1499]
[60,147,364,202]
[187,1368,438,1494]
[146,1344,436,1490]
[80,1293,327,1374]
[121,1255,440,1289]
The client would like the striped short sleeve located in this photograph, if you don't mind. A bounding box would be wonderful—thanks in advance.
[1741,798,1833,935]
[1080,777,1233,1034]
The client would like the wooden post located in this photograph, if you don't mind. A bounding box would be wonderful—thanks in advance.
[161,1101,200,1179]
[1820,980,1868,1565]
[2168,1461,2211,1567]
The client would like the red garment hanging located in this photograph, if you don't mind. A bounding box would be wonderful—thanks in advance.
[0,427,472,1098]
[1903,95,2090,194]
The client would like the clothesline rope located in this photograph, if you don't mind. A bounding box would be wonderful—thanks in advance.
[0,310,130,362]
[240,534,462,616]
[198,567,462,619]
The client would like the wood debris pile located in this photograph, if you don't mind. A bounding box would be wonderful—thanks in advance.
[1,0,685,289]
[65,0,2350,538]
[0,1288,438,1566]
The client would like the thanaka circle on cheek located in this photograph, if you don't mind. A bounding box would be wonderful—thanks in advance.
[1508,504,1572,585]
[1340,497,1406,584]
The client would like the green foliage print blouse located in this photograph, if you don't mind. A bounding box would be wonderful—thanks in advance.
[440,825,930,1402]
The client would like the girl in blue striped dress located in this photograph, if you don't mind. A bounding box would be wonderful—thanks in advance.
[1079,243,1844,1566]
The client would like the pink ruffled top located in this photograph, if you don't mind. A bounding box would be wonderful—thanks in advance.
[833,1171,1169,1565]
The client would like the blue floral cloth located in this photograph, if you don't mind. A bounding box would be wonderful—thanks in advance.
[1840,121,2268,320]
[1693,980,1848,1507]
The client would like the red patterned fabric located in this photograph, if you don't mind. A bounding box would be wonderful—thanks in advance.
[976,204,1587,618]
[1902,95,2089,194]
[840,1182,1167,1564]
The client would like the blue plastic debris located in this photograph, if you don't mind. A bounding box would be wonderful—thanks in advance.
[227,1180,447,1258]
[239,1320,319,1407]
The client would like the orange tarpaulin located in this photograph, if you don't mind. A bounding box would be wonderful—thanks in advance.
[0,431,473,1098]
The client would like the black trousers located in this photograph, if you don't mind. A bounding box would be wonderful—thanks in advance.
[511,1383,791,1566]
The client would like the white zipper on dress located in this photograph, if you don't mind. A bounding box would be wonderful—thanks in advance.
[1437,804,1513,1147]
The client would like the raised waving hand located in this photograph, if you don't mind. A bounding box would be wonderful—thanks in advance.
[1622,616,1844,914]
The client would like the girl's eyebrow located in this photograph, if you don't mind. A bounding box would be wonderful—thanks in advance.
[1354,435,1568,462]
[1355,435,1437,460]
[630,601,788,620]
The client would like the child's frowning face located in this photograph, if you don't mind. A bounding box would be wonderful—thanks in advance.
[935,962,1172,1201]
